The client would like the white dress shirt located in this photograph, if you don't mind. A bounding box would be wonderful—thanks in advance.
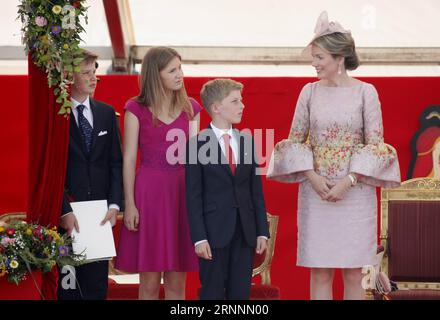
[210,122,239,164]
[71,97,94,128]
[194,122,267,247]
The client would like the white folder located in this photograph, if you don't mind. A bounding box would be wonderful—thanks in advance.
[70,200,116,262]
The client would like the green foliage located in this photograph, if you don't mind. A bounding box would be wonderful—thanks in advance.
[18,0,88,116]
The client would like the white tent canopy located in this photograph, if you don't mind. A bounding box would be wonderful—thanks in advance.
[130,0,440,48]
[1,0,439,76]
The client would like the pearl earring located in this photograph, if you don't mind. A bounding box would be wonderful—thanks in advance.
[338,65,342,75]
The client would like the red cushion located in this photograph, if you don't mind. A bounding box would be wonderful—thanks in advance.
[107,282,139,300]
[387,289,440,300]
[250,284,281,300]
[253,251,266,269]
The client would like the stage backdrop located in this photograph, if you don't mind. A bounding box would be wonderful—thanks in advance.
[1,75,439,300]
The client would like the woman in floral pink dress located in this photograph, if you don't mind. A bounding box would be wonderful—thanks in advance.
[267,12,401,300]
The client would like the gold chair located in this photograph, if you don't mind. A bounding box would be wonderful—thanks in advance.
[252,213,279,282]
[0,212,26,223]
[250,213,280,299]
[380,177,440,299]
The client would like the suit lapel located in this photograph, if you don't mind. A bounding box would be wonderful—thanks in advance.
[234,130,243,177]
[89,99,101,154]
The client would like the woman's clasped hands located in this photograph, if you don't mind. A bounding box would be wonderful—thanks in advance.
[305,170,353,202]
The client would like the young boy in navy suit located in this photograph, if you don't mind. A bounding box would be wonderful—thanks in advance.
[185,79,269,300]
[58,50,123,300]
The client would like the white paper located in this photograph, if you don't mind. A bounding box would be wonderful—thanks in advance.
[70,200,116,262]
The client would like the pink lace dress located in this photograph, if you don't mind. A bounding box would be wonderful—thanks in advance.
[268,81,400,267]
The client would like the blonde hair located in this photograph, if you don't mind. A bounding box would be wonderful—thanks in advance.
[313,32,360,70]
[80,49,98,66]
[200,78,243,114]
[135,46,193,124]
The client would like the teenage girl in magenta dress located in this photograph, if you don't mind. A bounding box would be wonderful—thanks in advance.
[115,98,201,272]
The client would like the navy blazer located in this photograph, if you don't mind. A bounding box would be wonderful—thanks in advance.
[61,98,123,215]
[185,126,269,248]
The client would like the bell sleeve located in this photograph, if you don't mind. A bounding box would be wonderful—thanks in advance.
[349,84,401,188]
[267,83,314,183]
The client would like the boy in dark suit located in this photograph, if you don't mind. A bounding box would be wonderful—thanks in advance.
[58,50,123,300]
[185,79,269,300]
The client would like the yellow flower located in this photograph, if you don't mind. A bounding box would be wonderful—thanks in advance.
[41,35,49,44]
[26,228,32,236]
[48,230,61,241]
[0,227,5,233]
[10,260,19,269]
[52,5,62,14]
[0,268,6,277]
[63,43,69,49]
[50,229,62,240]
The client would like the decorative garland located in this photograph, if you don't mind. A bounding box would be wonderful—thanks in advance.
[18,0,88,115]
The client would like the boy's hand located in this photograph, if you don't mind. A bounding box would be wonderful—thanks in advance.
[59,212,80,236]
[195,241,212,260]
[101,208,118,226]
[256,236,268,255]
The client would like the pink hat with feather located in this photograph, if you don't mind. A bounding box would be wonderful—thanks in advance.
[302,11,351,57]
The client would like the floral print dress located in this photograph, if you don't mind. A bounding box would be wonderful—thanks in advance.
[268,81,401,267]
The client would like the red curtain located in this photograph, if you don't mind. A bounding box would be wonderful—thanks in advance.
[27,54,70,299]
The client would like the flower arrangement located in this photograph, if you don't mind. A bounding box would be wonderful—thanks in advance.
[18,0,88,116]
[0,220,84,285]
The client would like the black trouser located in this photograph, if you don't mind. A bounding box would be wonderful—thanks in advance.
[199,214,255,300]
[57,260,109,300]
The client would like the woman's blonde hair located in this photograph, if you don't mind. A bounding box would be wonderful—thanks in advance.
[135,46,193,124]
[313,32,360,70]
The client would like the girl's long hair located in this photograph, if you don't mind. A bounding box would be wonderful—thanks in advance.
[135,46,194,124]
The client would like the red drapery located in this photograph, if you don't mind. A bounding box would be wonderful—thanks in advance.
[27,54,70,299]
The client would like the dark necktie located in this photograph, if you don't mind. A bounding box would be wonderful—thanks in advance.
[77,104,93,153]
[223,133,236,175]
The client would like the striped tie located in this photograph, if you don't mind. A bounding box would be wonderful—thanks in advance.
[77,104,93,153]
